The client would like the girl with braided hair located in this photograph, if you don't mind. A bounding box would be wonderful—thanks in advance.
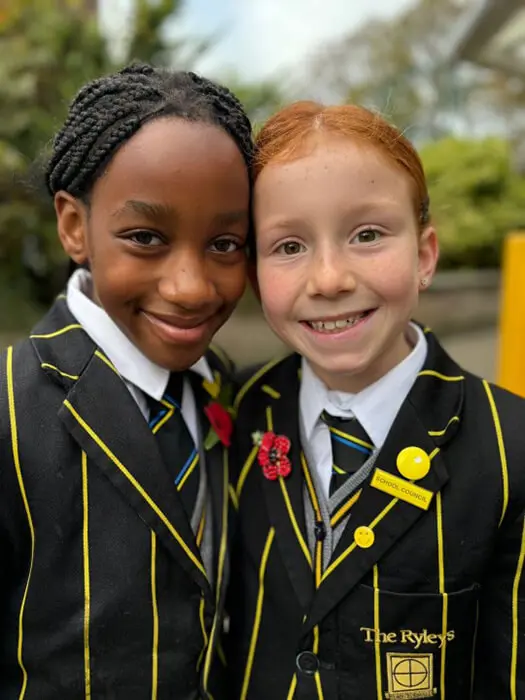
[0,62,253,699]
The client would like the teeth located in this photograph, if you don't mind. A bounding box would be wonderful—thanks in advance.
[310,314,365,332]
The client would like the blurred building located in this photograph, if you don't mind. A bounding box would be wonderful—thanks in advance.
[450,0,525,78]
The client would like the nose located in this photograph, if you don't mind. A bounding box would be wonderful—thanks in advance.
[305,244,357,298]
[157,248,219,310]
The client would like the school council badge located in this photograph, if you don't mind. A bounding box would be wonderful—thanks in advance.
[385,652,436,699]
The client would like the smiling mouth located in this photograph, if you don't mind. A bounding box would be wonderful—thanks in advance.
[304,310,375,332]
[141,310,215,345]
[142,311,211,329]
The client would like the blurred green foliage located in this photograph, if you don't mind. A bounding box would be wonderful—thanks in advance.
[422,137,525,268]
[0,0,524,334]
[0,0,284,329]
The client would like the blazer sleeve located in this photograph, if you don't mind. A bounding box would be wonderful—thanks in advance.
[474,508,525,698]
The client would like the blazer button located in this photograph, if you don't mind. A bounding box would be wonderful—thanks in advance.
[296,651,320,676]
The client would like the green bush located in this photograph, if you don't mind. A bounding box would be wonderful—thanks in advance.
[421,137,525,268]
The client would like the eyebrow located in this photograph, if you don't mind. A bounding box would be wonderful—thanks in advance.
[111,200,248,227]
[111,200,177,220]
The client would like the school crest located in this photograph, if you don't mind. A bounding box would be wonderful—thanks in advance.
[385,652,436,699]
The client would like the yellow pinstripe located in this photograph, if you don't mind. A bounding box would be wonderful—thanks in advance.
[330,490,362,529]
[151,399,174,434]
[234,356,285,412]
[240,528,275,700]
[41,363,79,381]
[197,596,208,671]
[286,674,298,699]
[177,453,199,491]
[511,517,525,700]
[428,416,460,438]
[228,484,239,511]
[236,445,258,501]
[322,498,399,581]
[202,450,230,691]
[196,507,206,549]
[328,425,373,451]
[7,347,35,700]
[312,625,324,699]
[94,350,119,375]
[262,384,281,399]
[418,371,464,382]
[301,454,323,587]
[30,323,82,339]
[150,532,159,700]
[279,478,312,567]
[63,400,207,579]
[436,492,447,699]
[81,451,91,699]
[265,405,273,432]
[482,381,509,526]
[373,565,382,699]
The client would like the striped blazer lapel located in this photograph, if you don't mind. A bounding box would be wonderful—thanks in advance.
[303,331,465,636]
[32,299,211,599]
[188,370,231,689]
[258,356,315,611]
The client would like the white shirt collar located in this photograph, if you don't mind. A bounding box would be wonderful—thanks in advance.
[299,323,427,450]
[66,268,213,401]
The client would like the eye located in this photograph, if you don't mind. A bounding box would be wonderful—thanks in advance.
[353,229,381,245]
[276,241,306,255]
[210,237,243,254]
[128,230,163,247]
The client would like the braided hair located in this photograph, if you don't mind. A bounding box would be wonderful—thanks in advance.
[46,62,254,201]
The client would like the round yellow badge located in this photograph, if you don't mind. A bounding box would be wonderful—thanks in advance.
[354,526,375,549]
[396,446,431,481]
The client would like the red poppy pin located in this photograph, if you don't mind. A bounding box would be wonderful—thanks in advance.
[202,373,233,449]
[253,431,292,480]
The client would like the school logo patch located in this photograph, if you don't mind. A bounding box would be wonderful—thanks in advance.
[385,653,436,699]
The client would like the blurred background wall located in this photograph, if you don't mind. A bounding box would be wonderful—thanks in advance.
[1,0,524,379]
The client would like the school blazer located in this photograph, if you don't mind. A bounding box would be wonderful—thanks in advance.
[226,331,525,700]
[0,298,235,700]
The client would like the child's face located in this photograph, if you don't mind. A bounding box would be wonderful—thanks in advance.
[254,135,438,393]
[56,118,249,371]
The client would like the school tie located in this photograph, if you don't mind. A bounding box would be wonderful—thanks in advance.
[321,411,374,497]
[148,373,199,520]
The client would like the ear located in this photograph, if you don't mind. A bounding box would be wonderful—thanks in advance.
[54,191,90,265]
[418,225,439,289]
[247,260,261,301]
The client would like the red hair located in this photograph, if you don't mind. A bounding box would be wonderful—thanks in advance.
[253,101,430,226]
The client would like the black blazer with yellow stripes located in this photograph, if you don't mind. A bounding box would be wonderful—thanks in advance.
[0,298,234,700]
[226,331,525,700]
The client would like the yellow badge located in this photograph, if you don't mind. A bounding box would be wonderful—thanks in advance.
[354,525,375,549]
[396,447,430,481]
[370,469,434,511]
[385,652,436,699]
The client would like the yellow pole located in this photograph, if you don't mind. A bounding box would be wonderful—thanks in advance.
[497,231,525,396]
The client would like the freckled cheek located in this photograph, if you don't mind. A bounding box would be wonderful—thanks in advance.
[369,254,419,304]
[257,265,297,319]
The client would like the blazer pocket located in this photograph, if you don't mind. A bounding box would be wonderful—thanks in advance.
[339,584,480,699]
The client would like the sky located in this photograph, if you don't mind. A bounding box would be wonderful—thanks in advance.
[100,0,416,83]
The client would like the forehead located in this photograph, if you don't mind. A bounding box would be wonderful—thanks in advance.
[254,136,413,220]
[91,117,249,212]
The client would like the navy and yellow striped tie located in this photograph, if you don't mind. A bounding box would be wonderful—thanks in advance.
[149,373,199,519]
[322,411,373,497]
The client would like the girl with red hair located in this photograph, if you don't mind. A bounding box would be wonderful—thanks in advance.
[227,101,525,699]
